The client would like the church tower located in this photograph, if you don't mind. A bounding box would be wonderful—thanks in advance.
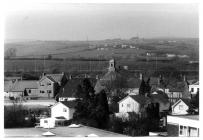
[108,59,116,72]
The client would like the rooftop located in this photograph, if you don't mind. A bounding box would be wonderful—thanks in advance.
[168,115,199,121]
[4,125,127,137]
[10,80,38,92]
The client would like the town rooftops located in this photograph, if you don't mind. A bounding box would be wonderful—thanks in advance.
[10,80,38,92]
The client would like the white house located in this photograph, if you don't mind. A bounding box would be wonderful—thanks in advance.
[171,99,191,115]
[51,101,76,120]
[167,115,199,137]
[189,81,199,95]
[40,101,76,128]
[118,95,150,114]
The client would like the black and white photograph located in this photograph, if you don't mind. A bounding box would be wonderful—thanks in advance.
[3,1,200,137]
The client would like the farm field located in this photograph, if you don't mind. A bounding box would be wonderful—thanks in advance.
[4,38,199,78]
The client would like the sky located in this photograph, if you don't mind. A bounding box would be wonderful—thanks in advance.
[5,3,199,41]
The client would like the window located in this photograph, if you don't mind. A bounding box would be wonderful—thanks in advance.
[47,83,51,86]
[127,104,130,108]
[40,90,45,93]
[63,108,67,112]
[180,125,188,136]
[122,104,123,107]
[197,88,199,92]
[191,88,194,92]
[29,90,31,93]
[179,105,184,110]
[44,120,48,123]
[47,90,52,93]
[180,125,183,135]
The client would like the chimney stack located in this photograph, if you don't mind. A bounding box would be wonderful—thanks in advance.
[183,75,186,81]
[139,73,143,80]
[123,66,128,70]
[96,75,99,80]
[69,75,72,80]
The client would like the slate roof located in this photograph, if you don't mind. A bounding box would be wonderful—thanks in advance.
[150,91,169,104]
[172,98,193,109]
[58,78,97,97]
[45,73,65,83]
[61,101,77,108]
[10,80,38,92]
[129,95,151,105]
[118,95,151,106]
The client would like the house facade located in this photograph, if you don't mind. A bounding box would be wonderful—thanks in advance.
[189,81,199,95]
[5,80,38,99]
[38,77,56,98]
[51,101,76,120]
[167,115,199,137]
[171,99,190,115]
[118,95,150,114]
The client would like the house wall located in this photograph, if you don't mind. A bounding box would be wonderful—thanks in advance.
[59,97,77,102]
[167,123,179,136]
[189,85,199,95]
[26,88,38,96]
[172,101,189,115]
[51,103,74,120]
[38,78,55,98]
[167,115,199,137]
[8,91,23,98]
[40,118,55,128]
[119,97,140,113]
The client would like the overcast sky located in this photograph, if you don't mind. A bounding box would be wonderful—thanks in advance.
[5,3,199,41]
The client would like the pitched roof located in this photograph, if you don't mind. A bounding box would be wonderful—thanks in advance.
[126,78,141,88]
[150,91,169,104]
[172,98,192,109]
[130,95,151,105]
[119,95,150,106]
[44,73,65,83]
[59,79,83,97]
[60,101,77,108]
[10,80,38,92]
[59,78,97,97]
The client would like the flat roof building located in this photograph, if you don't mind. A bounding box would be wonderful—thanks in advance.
[167,115,199,137]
